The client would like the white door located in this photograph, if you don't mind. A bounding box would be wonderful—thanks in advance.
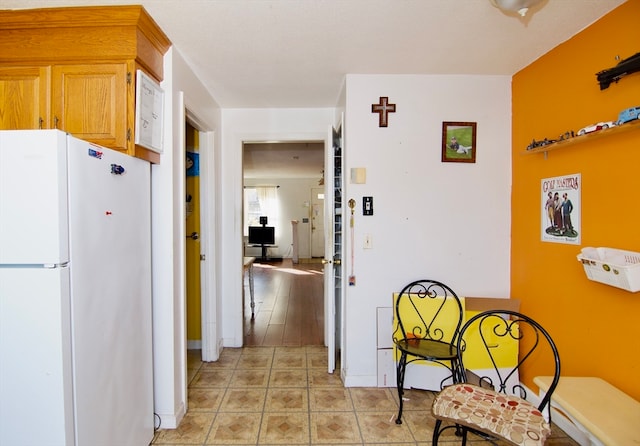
[310,187,324,257]
[324,121,343,373]
[197,129,217,361]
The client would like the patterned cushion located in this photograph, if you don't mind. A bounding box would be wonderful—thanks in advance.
[432,384,551,446]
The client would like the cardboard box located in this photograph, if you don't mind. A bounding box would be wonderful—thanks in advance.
[465,297,520,313]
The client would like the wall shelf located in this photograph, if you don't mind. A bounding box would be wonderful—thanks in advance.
[523,119,640,157]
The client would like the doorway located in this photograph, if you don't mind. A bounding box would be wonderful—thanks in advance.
[242,140,326,346]
[183,113,216,362]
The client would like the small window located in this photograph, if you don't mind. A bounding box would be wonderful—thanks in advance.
[244,186,278,235]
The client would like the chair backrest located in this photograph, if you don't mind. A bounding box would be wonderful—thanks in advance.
[457,310,561,413]
[393,279,464,349]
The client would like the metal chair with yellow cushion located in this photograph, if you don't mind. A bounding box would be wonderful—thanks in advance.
[431,310,561,446]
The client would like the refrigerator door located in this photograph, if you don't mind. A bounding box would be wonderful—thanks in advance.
[0,266,75,446]
[66,135,153,445]
[0,130,70,265]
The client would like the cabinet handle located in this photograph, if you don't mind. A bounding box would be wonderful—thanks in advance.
[54,116,59,129]
[39,117,43,129]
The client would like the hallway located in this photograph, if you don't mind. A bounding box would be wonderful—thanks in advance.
[244,259,325,347]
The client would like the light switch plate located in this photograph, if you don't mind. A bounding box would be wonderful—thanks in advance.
[363,196,373,215]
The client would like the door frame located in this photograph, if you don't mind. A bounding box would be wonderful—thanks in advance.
[323,126,335,372]
[324,121,345,374]
[238,133,327,346]
[184,109,218,362]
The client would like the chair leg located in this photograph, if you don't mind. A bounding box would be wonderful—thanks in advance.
[432,419,442,444]
[433,419,468,445]
[460,427,468,445]
[395,352,407,424]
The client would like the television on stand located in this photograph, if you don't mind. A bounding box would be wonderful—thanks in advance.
[248,225,275,261]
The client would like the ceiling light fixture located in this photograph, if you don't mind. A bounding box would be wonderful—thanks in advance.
[490,0,544,17]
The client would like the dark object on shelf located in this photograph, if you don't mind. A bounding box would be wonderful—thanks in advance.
[558,130,575,141]
[596,52,640,90]
[526,137,557,150]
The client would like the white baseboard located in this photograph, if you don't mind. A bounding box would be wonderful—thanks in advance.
[155,402,185,430]
[222,336,243,348]
[343,373,378,387]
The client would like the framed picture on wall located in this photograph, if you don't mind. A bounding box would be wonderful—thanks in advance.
[541,173,581,245]
[134,70,164,153]
[442,121,477,163]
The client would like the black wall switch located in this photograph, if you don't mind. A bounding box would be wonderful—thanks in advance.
[363,196,373,215]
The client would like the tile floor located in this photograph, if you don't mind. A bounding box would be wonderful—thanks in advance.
[151,346,579,445]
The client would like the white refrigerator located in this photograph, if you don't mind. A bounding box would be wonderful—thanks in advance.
[0,130,154,445]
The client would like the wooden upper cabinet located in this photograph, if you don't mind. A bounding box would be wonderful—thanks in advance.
[52,63,130,151]
[0,6,170,163]
[0,66,50,130]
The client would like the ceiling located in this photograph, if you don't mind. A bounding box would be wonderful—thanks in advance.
[2,0,627,178]
[243,141,325,179]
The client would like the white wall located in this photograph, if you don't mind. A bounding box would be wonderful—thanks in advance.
[219,108,335,347]
[243,177,321,259]
[341,74,512,386]
[161,70,510,404]
[152,47,221,428]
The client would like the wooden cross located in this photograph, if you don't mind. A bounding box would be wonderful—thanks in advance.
[371,97,396,127]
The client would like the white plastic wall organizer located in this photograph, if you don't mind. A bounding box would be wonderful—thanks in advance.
[577,247,640,293]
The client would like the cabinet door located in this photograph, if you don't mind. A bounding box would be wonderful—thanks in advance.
[0,66,50,130]
[52,64,129,151]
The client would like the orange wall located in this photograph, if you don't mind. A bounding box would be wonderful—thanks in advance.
[512,0,640,400]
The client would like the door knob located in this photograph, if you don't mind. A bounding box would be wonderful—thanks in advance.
[334,259,341,266]
[321,259,331,265]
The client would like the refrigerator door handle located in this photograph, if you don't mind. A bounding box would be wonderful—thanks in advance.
[0,262,69,269]
[43,262,70,269]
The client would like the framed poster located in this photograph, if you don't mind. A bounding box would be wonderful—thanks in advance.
[442,121,476,163]
[186,152,199,177]
[541,173,581,244]
[134,70,164,153]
